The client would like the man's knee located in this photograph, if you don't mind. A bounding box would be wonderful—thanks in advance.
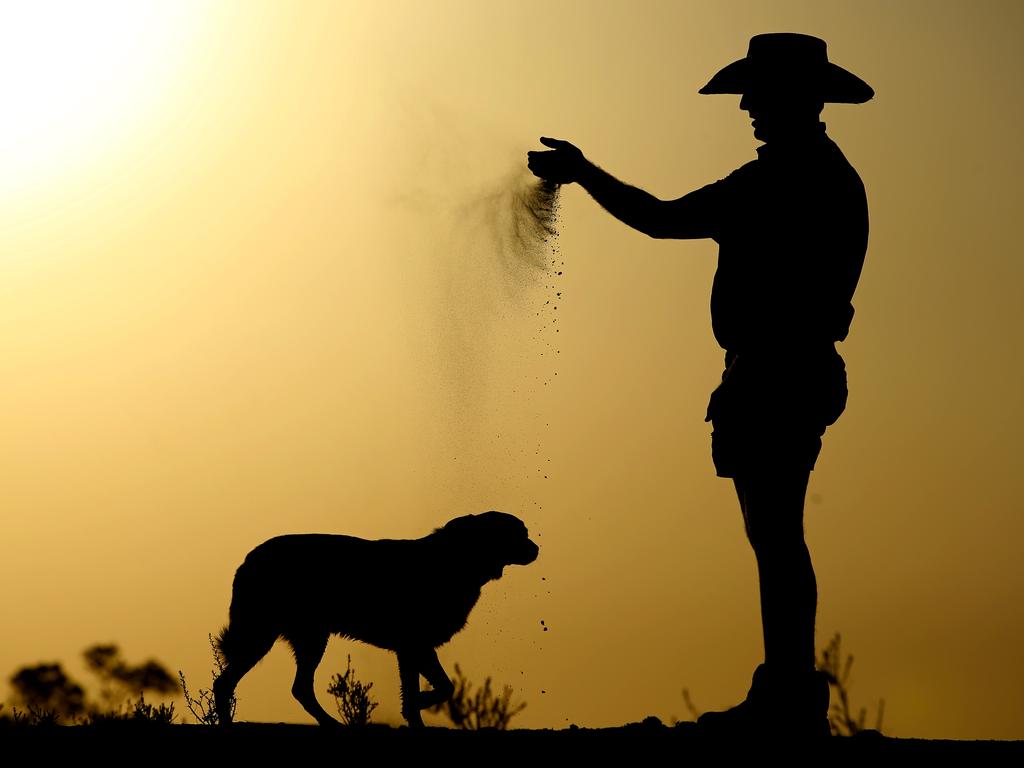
[746,518,806,558]
[738,471,810,549]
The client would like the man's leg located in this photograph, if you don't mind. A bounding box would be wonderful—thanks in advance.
[735,469,816,672]
[699,467,828,735]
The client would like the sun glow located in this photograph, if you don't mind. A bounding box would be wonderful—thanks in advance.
[0,2,204,202]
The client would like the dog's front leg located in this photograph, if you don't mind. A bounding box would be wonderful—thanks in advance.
[415,650,455,712]
[397,649,455,727]
[398,651,426,728]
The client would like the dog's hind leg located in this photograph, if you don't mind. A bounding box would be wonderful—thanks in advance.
[285,631,337,726]
[213,626,276,725]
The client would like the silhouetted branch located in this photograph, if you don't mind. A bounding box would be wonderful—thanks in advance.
[816,633,885,737]
[681,688,701,721]
[428,664,527,730]
[178,634,235,725]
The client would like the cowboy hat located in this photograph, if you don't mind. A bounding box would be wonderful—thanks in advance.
[699,33,873,104]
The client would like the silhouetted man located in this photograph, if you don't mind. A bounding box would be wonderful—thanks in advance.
[528,33,872,736]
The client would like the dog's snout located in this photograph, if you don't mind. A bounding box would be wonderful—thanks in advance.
[514,539,539,565]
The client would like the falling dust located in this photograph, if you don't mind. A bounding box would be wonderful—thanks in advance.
[456,173,561,302]
[434,168,563,412]
[500,177,561,287]
[430,165,563,660]
[382,150,566,716]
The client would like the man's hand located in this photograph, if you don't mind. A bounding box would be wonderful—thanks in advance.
[527,137,588,185]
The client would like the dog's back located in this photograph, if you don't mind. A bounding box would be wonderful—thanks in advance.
[220,532,484,655]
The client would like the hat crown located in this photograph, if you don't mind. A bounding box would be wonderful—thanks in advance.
[747,33,828,67]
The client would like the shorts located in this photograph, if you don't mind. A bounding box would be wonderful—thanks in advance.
[705,348,848,479]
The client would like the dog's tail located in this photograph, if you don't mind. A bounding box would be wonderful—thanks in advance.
[214,624,233,663]
[216,556,275,665]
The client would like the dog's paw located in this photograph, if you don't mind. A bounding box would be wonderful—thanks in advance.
[402,710,426,729]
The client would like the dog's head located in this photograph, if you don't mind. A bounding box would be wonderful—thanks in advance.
[439,511,539,582]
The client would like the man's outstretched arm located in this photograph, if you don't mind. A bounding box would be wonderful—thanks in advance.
[527,137,718,241]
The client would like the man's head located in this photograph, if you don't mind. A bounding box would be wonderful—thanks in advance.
[739,88,824,143]
[701,34,872,142]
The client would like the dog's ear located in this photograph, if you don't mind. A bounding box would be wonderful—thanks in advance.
[438,512,534,548]
[438,514,479,536]
[440,512,525,538]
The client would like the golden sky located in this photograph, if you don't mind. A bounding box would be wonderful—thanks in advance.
[2,0,1022,739]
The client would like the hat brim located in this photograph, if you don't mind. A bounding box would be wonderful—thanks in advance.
[699,58,874,104]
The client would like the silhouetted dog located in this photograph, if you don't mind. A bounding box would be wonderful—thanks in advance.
[212,511,538,727]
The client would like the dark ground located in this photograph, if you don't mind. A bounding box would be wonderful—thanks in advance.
[3,721,1022,762]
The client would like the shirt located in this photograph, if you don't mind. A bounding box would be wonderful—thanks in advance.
[685,123,868,356]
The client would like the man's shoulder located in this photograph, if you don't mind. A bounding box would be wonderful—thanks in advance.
[695,136,865,201]
[822,136,865,178]
[698,159,760,199]
[821,138,868,211]
[723,158,761,182]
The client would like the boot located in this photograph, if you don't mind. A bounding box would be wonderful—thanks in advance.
[696,664,831,738]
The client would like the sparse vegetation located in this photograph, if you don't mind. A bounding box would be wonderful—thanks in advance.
[4,705,62,726]
[5,644,179,725]
[178,634,235,725]
[326,655,378,726]
[427,664,527,730]
[8,663,86,721]
[84,643,178,710]
[818,633,885,737]
[82,693,177,725]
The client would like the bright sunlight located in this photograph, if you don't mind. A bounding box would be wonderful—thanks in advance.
[0,2,204,202]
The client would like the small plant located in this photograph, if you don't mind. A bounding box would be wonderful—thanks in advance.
[83,693,177,725]
[326,655,378,726]
[427,664,527,730]
[126,693,177,724]
[179,634,235,725]
[0,705,62,727]
[7,644,178,725]
[818,633,885,736]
